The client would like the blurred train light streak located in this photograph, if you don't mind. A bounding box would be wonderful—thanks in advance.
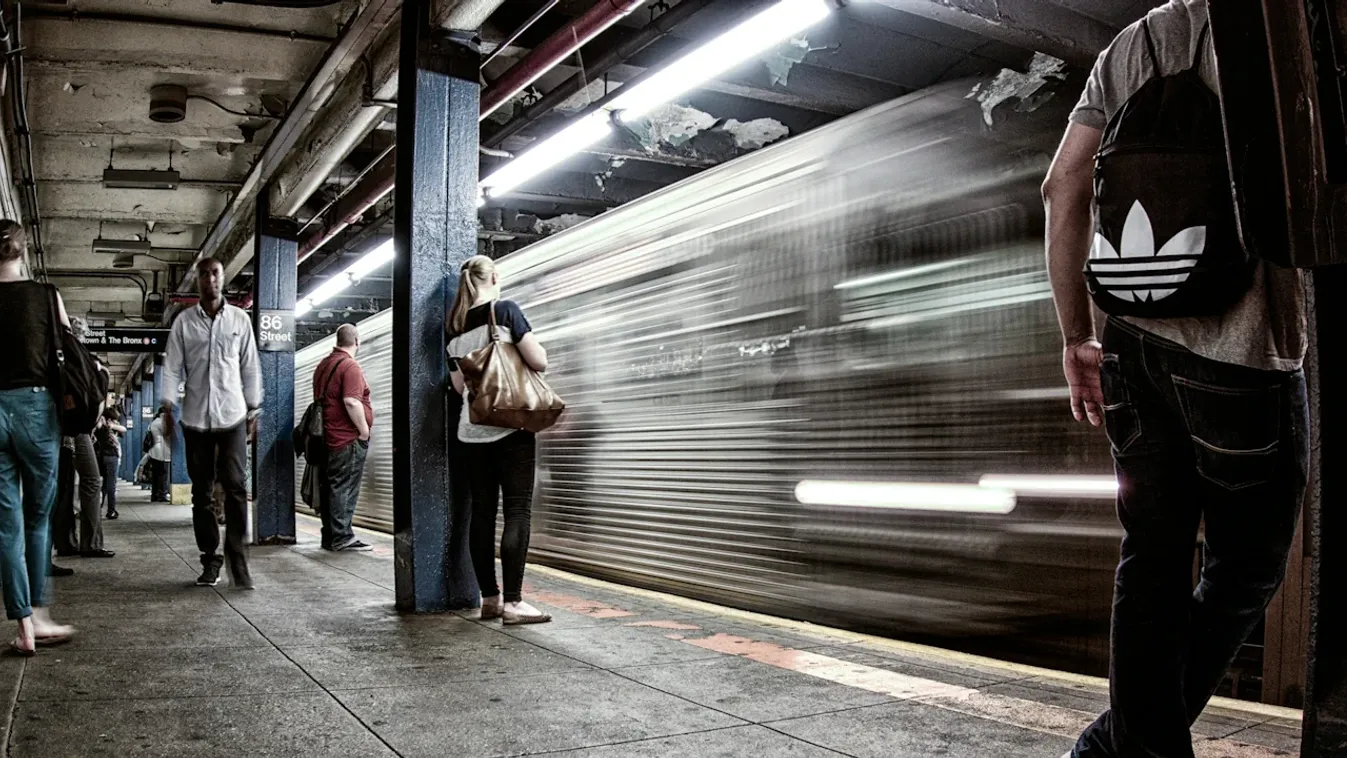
[977,475,1118,500]
[481,0,834,198]
[295,239,395,316]
[795,481,1017,515]
[834,258,978,290]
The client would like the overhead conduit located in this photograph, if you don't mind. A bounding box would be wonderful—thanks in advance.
[297,0,662,267]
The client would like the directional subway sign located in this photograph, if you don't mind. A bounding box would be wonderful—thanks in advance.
[257,310,295,352]
[80,328,170,353]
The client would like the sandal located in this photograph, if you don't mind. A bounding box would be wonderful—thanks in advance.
[6,641,35,657]
[35,632,72,647]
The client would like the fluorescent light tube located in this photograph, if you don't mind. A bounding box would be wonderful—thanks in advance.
[977,475,1118,500]
[610,0,832,122]
[295,239,396,317]
[481,113,612,197]
[479,0,834,198]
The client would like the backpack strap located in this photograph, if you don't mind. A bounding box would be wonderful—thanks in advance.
[1140,18,1161,75]
[1191,21,1211,72]
[316,356,349,407]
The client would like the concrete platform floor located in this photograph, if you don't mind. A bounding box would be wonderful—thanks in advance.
[2,485,1302,757]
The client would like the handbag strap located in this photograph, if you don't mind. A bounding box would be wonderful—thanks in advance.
[44,283,65,394]
[487,300,500,343]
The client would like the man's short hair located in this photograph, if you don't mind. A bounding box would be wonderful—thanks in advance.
[195,256,224,274]
[336,323,359,347]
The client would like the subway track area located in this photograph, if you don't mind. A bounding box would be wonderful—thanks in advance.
[0,485,1300,757]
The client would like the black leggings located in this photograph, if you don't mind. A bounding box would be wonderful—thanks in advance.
[465,432,536,604]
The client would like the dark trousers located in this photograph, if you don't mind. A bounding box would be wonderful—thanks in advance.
[317,439,368,548]
[149,459,170,501]
[183,424,249,578]
[99,454,119,513]
[73,434,103,551]
[466,431,536,604]
[51,444,77,554]
[1074,318,1309,758]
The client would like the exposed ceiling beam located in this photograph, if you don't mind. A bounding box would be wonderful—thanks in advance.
[491,171,660,208]
[866,0,1120,66]
[20,8,340,43]
[30,125,249,145]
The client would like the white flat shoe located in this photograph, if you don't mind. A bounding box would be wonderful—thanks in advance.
[503,601,552,626]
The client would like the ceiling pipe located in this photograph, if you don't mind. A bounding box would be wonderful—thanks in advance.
[479,0,644,122]
[297,149,396,263]
[483,0,718,148]
[481,0,561,70]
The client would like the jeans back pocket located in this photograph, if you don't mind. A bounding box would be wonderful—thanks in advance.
[1172,375,1281,491]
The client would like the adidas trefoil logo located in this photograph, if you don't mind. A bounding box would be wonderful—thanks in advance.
[1090,200,1205,302]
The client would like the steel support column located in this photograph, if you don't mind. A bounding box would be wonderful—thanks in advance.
[251,192,298,546]
[1303,267,1347,754]
[392,1,480,613]
[126,383,141,483]
[142,365,157,490]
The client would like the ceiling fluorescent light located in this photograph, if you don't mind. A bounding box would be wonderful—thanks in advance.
[795,479,1017,515]
[295,239,395,317]
[482,113,613,198]
[93,237,152,254]
[102,168,181,190]
[479,0,835,198]
[609,0,833,122]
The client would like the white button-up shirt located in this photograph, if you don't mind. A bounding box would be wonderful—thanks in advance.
[148,416,172,461]
[162,303,263,432]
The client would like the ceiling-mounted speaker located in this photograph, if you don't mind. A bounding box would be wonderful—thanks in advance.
[149,84,188,124]
[111,253,136,269]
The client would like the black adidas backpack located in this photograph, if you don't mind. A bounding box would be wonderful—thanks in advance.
[44,285,106,436]
[1084,21,1254,318]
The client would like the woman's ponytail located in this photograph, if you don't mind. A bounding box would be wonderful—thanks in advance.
[447,255,496,335]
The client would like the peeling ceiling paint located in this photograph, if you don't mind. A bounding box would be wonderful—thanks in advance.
[627,103,718,148]
[967,52,1070,127]
[534,213,589,235]
[764,36,813,87]
[723,118,789,150]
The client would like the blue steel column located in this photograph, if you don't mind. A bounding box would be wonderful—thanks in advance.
[252,189,298,545]
[392,3,480,613]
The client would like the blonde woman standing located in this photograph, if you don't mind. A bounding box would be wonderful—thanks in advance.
[446,255,552,625]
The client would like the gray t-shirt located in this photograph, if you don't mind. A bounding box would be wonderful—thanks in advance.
[1070,0,1307,372]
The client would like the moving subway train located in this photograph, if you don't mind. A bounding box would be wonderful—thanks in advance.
[295,70,1136,677]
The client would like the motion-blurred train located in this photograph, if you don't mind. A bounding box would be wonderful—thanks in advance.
[295,68,1129,676]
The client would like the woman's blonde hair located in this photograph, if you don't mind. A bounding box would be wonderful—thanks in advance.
[448,255,497,335]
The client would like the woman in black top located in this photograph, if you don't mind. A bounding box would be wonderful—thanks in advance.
[0,220,75,655]
[95,408,126,520]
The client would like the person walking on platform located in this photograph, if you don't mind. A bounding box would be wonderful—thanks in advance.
[312,324,374,553]
[161,256,263,589]
[94,408,125,521]
[0,219,76,655]
[447,255,552,626]
[145,408,171,502]
[1042,2,1308,756]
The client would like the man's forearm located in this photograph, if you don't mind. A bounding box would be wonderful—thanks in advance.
[1045,188,1097,346]
[343,399,370,437]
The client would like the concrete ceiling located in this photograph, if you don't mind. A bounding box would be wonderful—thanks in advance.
[14,0,357,376]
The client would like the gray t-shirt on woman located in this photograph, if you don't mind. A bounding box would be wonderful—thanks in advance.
[1069,0,1307,373]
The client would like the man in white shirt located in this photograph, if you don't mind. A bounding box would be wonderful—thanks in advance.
[145,409,172,502]
[161,257,263,589]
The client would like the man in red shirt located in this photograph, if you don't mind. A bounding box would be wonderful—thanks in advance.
[312,324,374,552]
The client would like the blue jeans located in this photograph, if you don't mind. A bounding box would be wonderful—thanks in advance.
[318,439,369,548]
[1074,318,1309,758]
[0,387,61,620]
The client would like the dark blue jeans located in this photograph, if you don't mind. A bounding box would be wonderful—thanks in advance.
[318,439,368,548]
[0,387,61,620]
[1074,318,1309,758]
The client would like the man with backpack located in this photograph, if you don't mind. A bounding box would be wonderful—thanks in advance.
[307,324,373,553]
[1042,2,1309,756]
[161,256,263,589]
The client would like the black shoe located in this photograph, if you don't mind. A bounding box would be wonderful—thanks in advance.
[80,549,116,558]
[105,510,119,520]
[196,565,221,587]
[335,539,373,552]
[48,564,75,577]
[55,549,79,558]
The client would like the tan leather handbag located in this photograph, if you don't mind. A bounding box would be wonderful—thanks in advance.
[457,302,565,433]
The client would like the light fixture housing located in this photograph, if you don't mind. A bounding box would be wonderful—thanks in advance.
[103,168,181,190]
[93,237,152,254]
[480,0,835,198]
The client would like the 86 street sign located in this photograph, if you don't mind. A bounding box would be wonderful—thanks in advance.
[257,310,295,352]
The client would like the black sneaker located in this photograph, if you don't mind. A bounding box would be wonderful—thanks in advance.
[48,564,75,577]
[336,539,373,552]
[196,565,221,586]
[105,510,119,521]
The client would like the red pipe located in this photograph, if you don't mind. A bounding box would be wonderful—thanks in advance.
[479,0,643,122]
[296,148,397,264]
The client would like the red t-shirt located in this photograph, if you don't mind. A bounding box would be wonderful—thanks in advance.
[313,349,373,450]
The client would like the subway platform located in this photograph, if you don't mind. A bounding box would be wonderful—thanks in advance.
[1,486,1302,757]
